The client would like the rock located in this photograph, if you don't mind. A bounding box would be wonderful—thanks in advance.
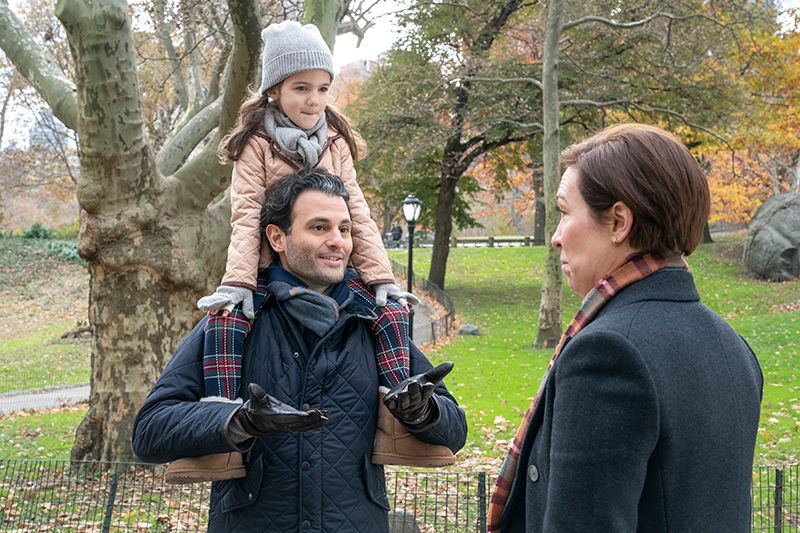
[388,510,421,532]
[743,192,800,281]
[457,324,481,336]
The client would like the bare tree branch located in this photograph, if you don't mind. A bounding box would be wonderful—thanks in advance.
[457,75,544,91]
[560,97,732,149]
[562,12,724,32]
[156,95,222,175]
[152,0,189,109]
[337,0,380,44]
[208,39,232,100]
[0,1,78,130]
[165,0,261,211]
[180,0,207,109]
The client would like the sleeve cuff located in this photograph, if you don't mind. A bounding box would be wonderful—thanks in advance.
[223,405,256,452]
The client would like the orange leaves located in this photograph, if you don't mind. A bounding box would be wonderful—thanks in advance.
[704,152,773,225]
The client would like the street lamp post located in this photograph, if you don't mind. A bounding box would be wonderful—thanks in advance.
[402,194,422,340]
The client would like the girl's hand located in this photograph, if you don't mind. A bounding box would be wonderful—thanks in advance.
[373,283,421,308]
[197,286,255,319]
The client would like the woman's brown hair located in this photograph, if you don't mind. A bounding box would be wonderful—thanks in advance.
[218,86,367,163]
[561,123,710,256]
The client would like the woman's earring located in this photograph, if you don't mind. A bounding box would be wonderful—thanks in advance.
[612,237,617,245]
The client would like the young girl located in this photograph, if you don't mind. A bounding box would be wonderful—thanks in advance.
[164,21,454,484]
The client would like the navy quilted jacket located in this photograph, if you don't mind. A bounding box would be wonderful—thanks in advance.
[132,287,468,532]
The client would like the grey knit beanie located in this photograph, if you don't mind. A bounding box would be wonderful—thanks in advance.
[258,21,335,94]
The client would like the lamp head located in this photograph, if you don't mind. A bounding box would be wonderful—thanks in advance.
[402,194,422,223]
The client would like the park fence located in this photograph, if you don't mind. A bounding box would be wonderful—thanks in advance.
[389,258,456,346]
[0,459,488,532]
[0,459,797,532]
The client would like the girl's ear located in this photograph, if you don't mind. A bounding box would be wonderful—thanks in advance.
[265,224,287,253]
[609,201,634,244]
[266,84,280,100]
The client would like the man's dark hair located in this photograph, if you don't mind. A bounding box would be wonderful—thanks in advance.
[260,168,351,237]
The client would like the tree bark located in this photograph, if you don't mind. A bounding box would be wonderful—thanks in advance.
[303,0,349,50]
[428,177,458,289]
[702,222,713,243]
[534,0,565,349]
[532,167,545,245]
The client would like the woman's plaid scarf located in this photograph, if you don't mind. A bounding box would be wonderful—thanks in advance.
[487,253,687,531]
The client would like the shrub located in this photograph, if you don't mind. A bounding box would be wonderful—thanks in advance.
[44,240,83,263]
[23,222,55,239]
[54,221,80,240]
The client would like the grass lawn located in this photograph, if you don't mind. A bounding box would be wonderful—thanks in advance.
[0,234,797,468]
[0,237,90,394]
[0,405,86,460]
[0,323,90,393]
[392,231,800,467]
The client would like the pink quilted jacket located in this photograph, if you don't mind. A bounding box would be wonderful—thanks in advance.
[221,128,394,291]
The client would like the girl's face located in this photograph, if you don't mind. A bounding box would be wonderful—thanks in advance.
[268,69,332,130]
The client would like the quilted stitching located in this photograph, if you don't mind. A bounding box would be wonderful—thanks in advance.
[206,303,389,532]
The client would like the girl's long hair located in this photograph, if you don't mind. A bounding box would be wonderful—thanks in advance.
[218,87,367,163]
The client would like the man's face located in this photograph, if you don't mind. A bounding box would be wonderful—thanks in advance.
[266,190,353,292]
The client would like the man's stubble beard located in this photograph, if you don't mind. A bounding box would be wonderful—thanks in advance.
[284,237,346,289]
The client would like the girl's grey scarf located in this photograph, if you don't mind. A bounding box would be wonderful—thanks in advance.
[263,104,328,168]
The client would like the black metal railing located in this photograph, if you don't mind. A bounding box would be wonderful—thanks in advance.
[0,459,488,532]
[753,463,800,532]
[1,459,798,532]
[389,258,456,345]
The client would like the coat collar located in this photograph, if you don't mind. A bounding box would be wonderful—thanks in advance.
[595,267,700,317]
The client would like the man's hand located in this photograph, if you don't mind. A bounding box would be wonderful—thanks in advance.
[373,283,422,308]
[384,362,454,425]
[235,383,328,437]
[197,286,255,319]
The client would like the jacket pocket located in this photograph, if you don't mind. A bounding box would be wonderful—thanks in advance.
[361,455,391,511]
[218,454,264,513]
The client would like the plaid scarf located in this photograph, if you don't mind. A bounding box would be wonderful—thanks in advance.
[202,267,410,399]
[487,253,687,531]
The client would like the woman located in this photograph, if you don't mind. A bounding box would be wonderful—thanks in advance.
[489,124,763,532]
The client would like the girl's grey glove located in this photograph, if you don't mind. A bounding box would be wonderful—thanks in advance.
[384,361,454,425]
[197,285,255,319]
[373,283,421,308]
[235,383,328,437]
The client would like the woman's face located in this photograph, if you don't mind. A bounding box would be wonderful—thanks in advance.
[268,69,331,130]
[552,166,631,298]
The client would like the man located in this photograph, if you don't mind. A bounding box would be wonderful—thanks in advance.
[132,169,467,532]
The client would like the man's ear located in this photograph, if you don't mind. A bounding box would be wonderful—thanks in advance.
[265,224,287,253]
[610,201,634,244]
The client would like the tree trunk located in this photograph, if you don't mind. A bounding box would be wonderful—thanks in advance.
[702,221,713,243]
[534,0,565,349]
[532,167,545,246]
[2,0,262,460]
[303,0,349,50]
[428,176,458,289]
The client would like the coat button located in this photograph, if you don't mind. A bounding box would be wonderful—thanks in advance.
[302,461,310,471]
[302,403,310,409]
[528,464,539,483]
[302,520,311,529]
[293,352,299,358]
[248,492,253,500]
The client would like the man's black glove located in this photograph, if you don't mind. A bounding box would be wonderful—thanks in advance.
[235,383,328,437]
[384,362,454,425]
